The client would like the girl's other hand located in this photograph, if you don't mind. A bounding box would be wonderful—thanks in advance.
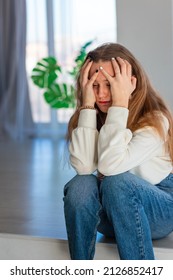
[80,58,99,107]
[99,57,137,108]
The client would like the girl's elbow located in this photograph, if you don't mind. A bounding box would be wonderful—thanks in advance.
[72,162,96,175]
[77,167,96,175]
[98,161,111,176]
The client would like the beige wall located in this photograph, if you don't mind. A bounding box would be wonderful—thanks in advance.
[116,0,173,110]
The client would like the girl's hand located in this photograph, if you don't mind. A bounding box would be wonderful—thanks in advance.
[80,59,99,107]
[100,57,137,108]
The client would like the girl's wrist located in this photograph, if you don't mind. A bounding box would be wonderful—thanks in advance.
[111,100,129,108]
[82,102,95,107]
[79,105,96,112]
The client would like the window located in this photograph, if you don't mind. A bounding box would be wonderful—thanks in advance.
[26,0,117,132]
[26,0,50,123]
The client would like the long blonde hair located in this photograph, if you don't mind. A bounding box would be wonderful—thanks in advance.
[67,43,173,163]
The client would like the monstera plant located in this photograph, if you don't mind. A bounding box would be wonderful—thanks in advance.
[31,40,93,109]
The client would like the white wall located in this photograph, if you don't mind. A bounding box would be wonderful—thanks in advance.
[116,0,173,110]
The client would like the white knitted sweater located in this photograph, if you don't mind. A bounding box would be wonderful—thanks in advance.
[69,107,172,185]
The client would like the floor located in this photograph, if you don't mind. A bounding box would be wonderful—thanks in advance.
[0,137,173,260]
[0,137,75,240]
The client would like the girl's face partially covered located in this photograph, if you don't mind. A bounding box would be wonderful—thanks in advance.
[89,60,114,113]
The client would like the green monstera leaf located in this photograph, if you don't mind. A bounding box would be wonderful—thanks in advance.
[31,40,94,109]
[44,83,75,108]
[31,57,61,88]
[69,39,94,78]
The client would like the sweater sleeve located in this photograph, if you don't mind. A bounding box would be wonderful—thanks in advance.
[69,109,99,174]
[98,106,168,176]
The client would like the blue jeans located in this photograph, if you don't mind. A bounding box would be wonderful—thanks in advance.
[63,172,173,260]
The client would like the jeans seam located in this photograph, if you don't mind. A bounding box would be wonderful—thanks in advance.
[132,181,154,259]
[88,205,102,259]
[132,193,146,259]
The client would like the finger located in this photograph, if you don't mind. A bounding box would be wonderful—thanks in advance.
[88,69,99,83]
[80,59,89,78]
[80,59,93,84]
[124,60,132,77]
[81,58,92,75]
[99,66,112,82]
[111,57,121,76]
[82,57,92,69]
[80,59,89,82]
[116,57,127,75]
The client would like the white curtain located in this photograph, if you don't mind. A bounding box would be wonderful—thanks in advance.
[0,0,34,140]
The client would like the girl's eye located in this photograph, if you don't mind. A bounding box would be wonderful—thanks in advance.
[106,84,110,87]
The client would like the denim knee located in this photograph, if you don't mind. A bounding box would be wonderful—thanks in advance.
[101,172,132,191]
[64,174,99,210]
[100,172,138,204]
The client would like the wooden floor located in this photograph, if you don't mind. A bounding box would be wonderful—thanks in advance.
[1,136,173,260]
[0,137,75,240]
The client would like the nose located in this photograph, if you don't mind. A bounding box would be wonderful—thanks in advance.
[97,85,109,99]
